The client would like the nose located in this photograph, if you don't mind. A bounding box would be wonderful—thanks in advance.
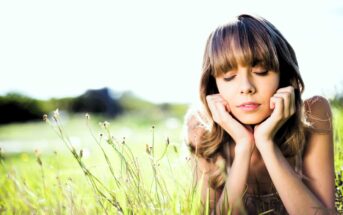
[240,76,256,94]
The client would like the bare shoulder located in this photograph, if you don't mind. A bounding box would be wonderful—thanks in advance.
[303,95,333,133]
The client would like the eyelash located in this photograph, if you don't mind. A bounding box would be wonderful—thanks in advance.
[223,70,269,81]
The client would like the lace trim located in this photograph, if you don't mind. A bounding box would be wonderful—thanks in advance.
[304,96,332,133]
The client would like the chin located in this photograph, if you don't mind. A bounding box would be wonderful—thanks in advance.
[234,113,269,125]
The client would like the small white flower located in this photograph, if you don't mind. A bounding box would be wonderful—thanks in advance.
[103,121,110,129]
[53,109,60,119]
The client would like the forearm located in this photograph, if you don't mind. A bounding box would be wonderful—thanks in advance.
[216,146,251,214]
[259,142,325,214]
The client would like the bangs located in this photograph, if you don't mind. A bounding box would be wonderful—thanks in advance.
[209,18,279,77]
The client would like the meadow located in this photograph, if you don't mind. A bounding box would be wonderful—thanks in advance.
[0,107,342,214]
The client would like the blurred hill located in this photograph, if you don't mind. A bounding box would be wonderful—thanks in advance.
[0,88,188,124]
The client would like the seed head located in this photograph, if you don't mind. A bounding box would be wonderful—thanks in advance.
[53,109,60,120]
[173,145,178,153]
[145,144,151,155]
[103,121,110,129]
[37,157,43,166]
[85,113,90,119]
[34,149,40,157]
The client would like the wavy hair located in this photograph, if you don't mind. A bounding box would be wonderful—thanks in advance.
[190,14,306,189]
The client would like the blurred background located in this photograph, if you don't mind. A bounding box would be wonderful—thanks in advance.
[0,0,343,152]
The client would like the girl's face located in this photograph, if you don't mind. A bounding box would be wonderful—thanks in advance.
[215,64,280,125]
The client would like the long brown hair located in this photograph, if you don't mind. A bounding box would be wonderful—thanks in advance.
[191,14,306,189]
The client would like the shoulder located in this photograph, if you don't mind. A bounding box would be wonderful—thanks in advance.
[183,107,210,152]
[302,96,335,208]
[303,96,333,133]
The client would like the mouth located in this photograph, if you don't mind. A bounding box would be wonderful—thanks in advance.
[237,102,260,111]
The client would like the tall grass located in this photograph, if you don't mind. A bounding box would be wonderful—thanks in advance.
[0,111,205,214]
[0,107,342,214]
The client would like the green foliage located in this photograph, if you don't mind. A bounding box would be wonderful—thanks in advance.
[0,90,189,124]
[0,93,46,124]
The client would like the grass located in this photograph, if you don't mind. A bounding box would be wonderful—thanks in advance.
[0,107,342,214]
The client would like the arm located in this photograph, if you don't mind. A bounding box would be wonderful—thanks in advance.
[256,96,335,214]
[215,144,252,215]
[184,109,253,215]
[302,96,335,210]
[204,94,256,214]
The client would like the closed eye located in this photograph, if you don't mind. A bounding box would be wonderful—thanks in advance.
[255,70,269,76]
[223,76,235,81]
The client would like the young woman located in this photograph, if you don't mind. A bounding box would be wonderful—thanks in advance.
[184,14,335,214]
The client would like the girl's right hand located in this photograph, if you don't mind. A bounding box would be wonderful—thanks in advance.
[206,94,255,154]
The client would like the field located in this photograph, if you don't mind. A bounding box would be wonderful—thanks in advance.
[0,108,342,214]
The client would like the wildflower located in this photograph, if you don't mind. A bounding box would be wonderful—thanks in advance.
[81,148,90,158]
[43,114,48,122]
[103,121,110,129]
[37,156,43,166]
[34,149,40,157]
[53,109,60,120]
[173,145,178,153]
[145,144,151,155]
[85,113,90,119]
[106,137,114,145]
[35,149,42,166]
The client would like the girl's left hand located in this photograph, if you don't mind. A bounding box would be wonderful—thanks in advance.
[254,86,296,150]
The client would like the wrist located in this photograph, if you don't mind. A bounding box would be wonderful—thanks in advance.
[256,139,275,154]
[234,142,254,156]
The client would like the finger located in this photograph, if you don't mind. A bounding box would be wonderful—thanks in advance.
[277,86,295,113]
[276,86,296,115]
[276,86,294,94]
[274,92,291,116]
[270,96,284,121]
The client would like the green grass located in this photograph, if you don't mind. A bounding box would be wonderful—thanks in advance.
[0,108,342,214]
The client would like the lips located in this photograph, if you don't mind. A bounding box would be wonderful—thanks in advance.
[237,102,260,111]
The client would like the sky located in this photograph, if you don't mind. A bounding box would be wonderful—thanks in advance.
[0,0,342,104]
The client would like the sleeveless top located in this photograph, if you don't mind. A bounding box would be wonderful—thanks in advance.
[231,146,303,215]
[184,96,333,214]
[231,96,332,214]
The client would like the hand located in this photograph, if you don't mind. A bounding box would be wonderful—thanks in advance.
[206,94,255,154]
[254,86,296,150]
